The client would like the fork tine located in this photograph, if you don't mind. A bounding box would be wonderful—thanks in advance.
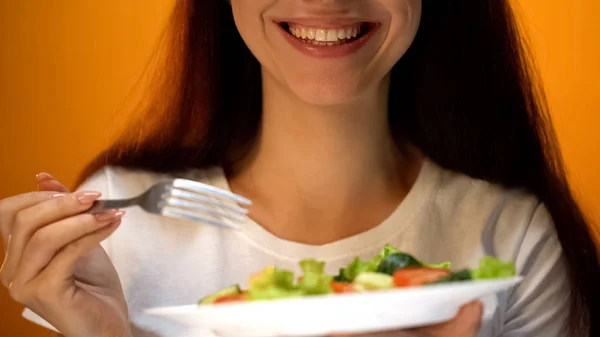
[169,189,249,214]
[164,198,247,222]
[162,207,241,229]
[172,179,252,205]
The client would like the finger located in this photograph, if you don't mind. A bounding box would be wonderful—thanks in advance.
[38,180,70,193]
[10,210,125,286]
[37,219,122,283]
[36,173,69,193]
[453,301,483,334]
[0,191,62,245]
[7,220,121,308]
[419,301,483,336]
[0,191,101,287]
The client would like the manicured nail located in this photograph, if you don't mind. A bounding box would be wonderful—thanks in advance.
[95,210,126,221]
[108,219,122,229]
[36,172,55,182]
[75,191,102,204]
[51,193,67,199]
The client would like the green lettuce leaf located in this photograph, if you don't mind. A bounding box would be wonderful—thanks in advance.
[369,244,401,266]
[296,259,333,295]
[333,268,350,283]
[342,257,378,281]
[247,265,302,300]
[471,256,516,280]
[427,261,452,269]
[247,260,335,300]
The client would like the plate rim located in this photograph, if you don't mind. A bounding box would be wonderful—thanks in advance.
[144,276,523,315]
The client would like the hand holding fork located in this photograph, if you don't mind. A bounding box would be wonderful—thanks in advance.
[0,174,250,337]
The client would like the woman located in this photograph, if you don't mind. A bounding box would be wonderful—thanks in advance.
[1,0,598,336]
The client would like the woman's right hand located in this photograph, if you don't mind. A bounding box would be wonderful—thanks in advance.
[0,174,131,337]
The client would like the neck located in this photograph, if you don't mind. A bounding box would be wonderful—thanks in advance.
[230,70,422,244]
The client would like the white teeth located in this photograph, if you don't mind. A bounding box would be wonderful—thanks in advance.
[326,30,338,42]
[288,23,364,43]
[316,29,327,42]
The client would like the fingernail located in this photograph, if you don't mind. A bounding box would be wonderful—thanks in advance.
[108,219,122,229]
[75,191,102,204]
[95,210,126,221]
[104,219,121,231]
[36,172,55,182]
[51,193,67,199]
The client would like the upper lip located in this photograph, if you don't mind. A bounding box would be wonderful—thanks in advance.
[274,18,374,29]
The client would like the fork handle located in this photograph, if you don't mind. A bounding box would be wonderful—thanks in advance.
[87,199,138,214]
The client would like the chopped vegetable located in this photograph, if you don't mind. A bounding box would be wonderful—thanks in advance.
[213,294,247,304]
[247,265,302,300]
[333,268,350,283]
[341,257,378,282]
[354,272,394,290]
[331,281,355,293]
[427,261,452,269]
[369,244,402,266]
[198,285,242,305]
[471,256,516,280]
[296,259,333,295]
[376,253,421,275]
[430,269,473,284]
[392,268,451,287]
[198,245,517,305]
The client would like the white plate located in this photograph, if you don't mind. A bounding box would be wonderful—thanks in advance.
[145,277,522,337]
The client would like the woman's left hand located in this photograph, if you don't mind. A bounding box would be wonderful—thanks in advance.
[330,301,483,337]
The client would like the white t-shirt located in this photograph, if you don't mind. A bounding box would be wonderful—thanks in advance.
[23,158,570,337]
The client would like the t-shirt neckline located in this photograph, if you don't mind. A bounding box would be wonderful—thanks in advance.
[207,158,442,261]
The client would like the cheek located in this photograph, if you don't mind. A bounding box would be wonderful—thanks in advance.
[232,2,290,85]
[232,3,262,47]
[384,0,421,62]
[231,1,272,63]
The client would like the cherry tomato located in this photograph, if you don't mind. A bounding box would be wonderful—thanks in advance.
[393,268,450,287]
[213,294,247,304]
[331,281,355,293]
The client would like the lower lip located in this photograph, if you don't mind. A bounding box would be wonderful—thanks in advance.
[277,23,380,59]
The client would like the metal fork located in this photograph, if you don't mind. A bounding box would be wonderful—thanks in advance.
[87,179,251,229]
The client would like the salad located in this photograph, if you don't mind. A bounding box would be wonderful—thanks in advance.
[199,244,516,305]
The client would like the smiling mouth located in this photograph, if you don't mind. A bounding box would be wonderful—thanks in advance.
[279,22,375,46]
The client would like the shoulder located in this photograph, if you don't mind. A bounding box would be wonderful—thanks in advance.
[429,162,570,335]
[77,165,227,199]
[428,160,556,258]
[433,161,549,228]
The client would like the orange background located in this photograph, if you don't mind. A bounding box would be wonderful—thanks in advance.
[0,0,598,335]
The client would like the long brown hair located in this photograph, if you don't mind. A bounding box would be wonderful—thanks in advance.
[80,1,599,335]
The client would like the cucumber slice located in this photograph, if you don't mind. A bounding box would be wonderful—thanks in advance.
[376,253,422,275]
[198,285,242,305]
[354,272,394,290]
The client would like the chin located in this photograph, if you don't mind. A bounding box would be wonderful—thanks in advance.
[286,76,367,107]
